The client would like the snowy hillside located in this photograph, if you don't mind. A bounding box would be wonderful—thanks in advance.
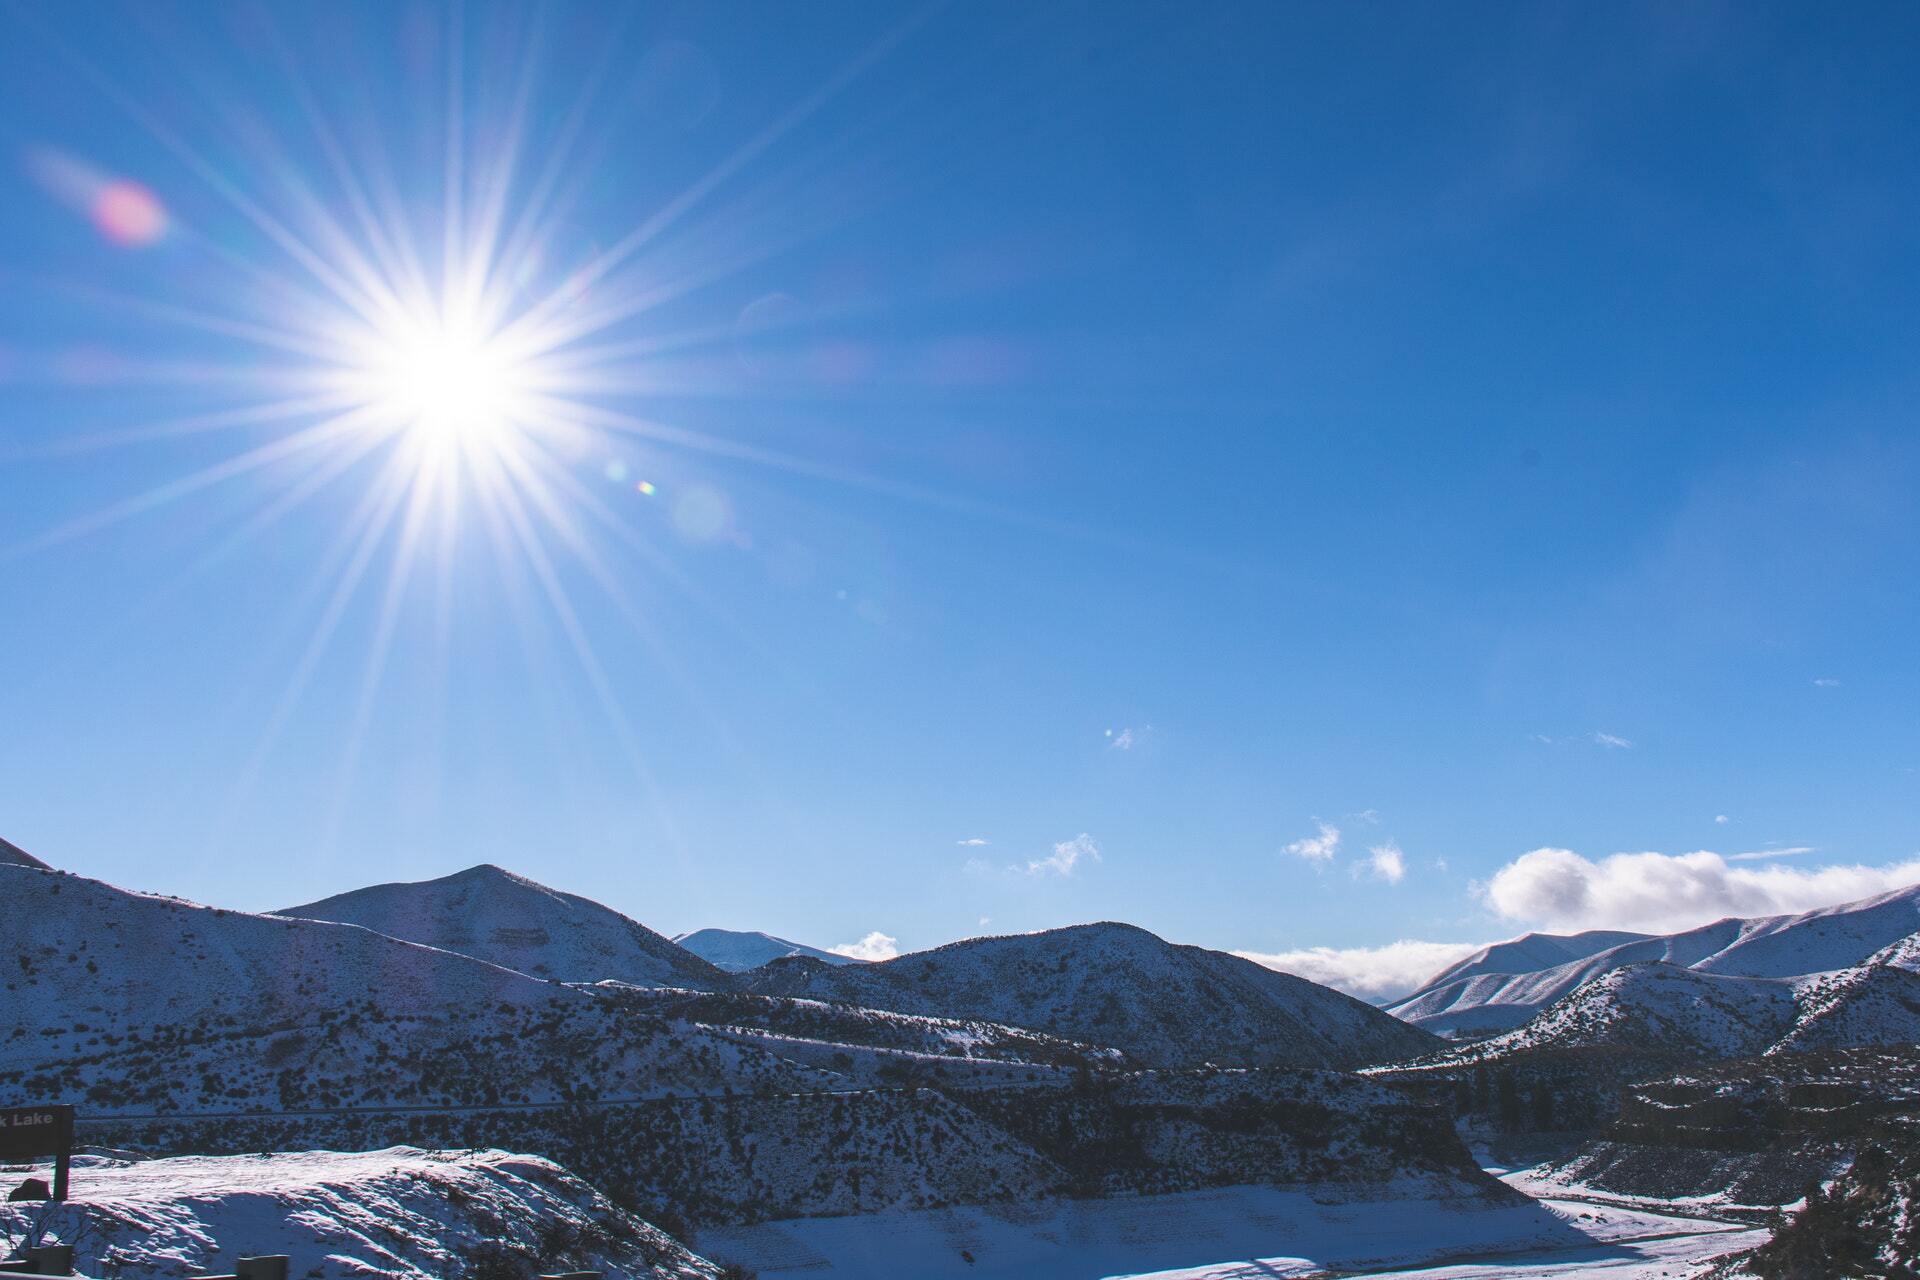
[0,1147,721,1279]
[596,984,1126,1071]
[280,863,729,990]
[1773,960,1920,1055]
[673,926,858,971]
[0,835,48,869]
[739,921,1438,1069]
[1389,882,1920,1036]
[0,863,832,1114]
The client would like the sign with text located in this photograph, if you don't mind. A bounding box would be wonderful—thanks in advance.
[0,1105,73,1200]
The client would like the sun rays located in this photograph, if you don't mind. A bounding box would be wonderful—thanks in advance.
[0,4,942,860]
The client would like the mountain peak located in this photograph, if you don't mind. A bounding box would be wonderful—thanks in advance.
[280,864,728,991]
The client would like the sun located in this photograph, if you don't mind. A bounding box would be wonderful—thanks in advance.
[340,302,540,463]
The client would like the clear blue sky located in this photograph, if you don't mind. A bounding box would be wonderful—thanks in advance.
[2,2,1917,982]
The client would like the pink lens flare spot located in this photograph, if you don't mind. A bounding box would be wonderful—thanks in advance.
[92,181,168,247]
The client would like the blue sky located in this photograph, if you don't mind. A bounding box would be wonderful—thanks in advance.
[2,2,1918,994]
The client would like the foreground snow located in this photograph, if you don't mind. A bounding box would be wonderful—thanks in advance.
[698,1172,1767,1280]
[0,1147,718,1279]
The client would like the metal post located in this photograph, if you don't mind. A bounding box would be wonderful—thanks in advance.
[235,1258,290,1280]
[26,1247,73,1276]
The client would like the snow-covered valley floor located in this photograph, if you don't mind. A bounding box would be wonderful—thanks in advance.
[697,1173,1767,1280]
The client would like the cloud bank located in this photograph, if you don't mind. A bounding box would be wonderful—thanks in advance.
[829,931,900,961]
[1483,847,1920,935]
[1237,939,1486,1001]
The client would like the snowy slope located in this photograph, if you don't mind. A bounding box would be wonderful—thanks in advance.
[3,863,560,1042]
[0,835,48,869]
[1417,930,1649,992]
[673,927,859,971]
[1389,882,1920,1035]
[280,863,729,990]
[0,1147,721,1279]
[739,922,1439,1069]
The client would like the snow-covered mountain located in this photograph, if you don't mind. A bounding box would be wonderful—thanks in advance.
[0,834,48,869]
[1389,883,1920,1036]
[672,926,858,971]
[280,863,728,990]
[738,921,1439,1069]
[1409,955,1920,1066]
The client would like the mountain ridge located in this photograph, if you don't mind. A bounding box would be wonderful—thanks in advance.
[739,919,1440,1069]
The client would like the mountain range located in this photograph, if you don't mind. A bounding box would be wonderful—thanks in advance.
[0,852,1497,1245]
[1388,883,1920,1037]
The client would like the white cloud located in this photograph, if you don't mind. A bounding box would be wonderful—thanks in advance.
[1025,833,1101,877]
[1283,821,1340,863]
[1727,846,1817,862]
[1715,814,1730,825]
[1482,847,1920,934]
[1592,732,1633,749]
[1813,677,1841,688]
[829,931,900,961]
[1236,939,1487,1002]
[1433,857,1450,873]
[1359,840,1406,885]
[1106,727,1137,750]
[1351,808,1382,825]
[956,837,990,846]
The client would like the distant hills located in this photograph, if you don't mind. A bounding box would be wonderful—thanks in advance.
[1389,884,1920,1037]
[280,863,730,991]
[672,926,859,972]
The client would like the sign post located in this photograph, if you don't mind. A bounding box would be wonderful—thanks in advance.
[0,1106,74,1201]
